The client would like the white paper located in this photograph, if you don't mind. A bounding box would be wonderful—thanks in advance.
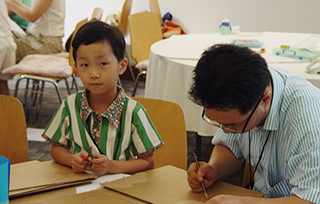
[27,128,46,141]
[76,173,131,194]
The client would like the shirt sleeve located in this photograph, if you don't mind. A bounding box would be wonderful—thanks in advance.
[211,128,244,158]
[131,103,163,157]
[41,99,71,149]
[289,126,320,203]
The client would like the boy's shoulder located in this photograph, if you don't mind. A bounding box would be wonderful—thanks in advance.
[60,91,85,106]
[124,97,145,111]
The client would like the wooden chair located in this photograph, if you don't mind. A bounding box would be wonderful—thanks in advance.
[128,12,163,96]
[117,0,135,81]
[132,97,187,170]
[149,0,162,26]
[7,8,103,120]
[243,161,254,188]
[0,95,28,164]
[91,7,103,20]
[118,0,133,36]
[10,18,88,120]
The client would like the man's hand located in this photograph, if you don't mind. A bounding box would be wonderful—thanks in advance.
[205,195,248,204]
[187,161,218,192]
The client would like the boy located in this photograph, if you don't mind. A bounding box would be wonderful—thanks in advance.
[42,21,163,175]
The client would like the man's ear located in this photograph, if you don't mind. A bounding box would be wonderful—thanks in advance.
[262,91,272,107]
[119,58,128,75]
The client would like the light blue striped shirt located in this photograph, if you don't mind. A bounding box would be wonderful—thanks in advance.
[212,68,320,203]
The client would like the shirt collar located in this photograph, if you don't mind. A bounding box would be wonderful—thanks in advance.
[81,86,127,129]
[262,68,285,131]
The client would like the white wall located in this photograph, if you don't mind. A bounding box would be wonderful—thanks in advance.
[64,0,320,44]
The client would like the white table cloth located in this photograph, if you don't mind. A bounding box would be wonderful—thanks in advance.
[145,32,320,136]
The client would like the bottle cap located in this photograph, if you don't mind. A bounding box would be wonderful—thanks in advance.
[221,18,230,26]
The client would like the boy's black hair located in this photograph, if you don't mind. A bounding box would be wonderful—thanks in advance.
[189,44,270,115]
[72,20,126,63]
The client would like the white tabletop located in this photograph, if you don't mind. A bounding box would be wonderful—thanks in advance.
[145,32,320,136]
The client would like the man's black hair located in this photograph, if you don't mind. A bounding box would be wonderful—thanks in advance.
[189,44,270,115]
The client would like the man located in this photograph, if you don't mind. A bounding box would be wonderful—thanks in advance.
[187,44,320,203]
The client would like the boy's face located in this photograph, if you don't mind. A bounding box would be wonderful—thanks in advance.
[75,41,127,98]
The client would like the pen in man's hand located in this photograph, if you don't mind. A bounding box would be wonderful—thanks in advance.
[194,153,208,200]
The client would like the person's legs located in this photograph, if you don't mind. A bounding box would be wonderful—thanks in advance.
[13,32,64,63]
[13,32,40,63]
[0,38,16,95]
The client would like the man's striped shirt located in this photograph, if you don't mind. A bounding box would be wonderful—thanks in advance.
[212,68,320,203]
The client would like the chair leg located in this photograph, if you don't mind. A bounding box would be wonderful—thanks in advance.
[25,82,37,121]
[14,77,25,105]
[24,78,30,106]
[71,74,79,91]
[35,81,45,120]
[52,82,63,103]
[32,80,40,106]
[125,52,135,81]
[64,79,71,95]
[132,71,146,97]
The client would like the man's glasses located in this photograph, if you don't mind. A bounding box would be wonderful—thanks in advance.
[202,95,263,134]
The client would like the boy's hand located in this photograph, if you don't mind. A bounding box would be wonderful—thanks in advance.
[89,154,111,175]
[71,151,89,173]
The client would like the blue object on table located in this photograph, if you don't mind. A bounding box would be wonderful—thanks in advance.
[231,39,264,48]
[219,18,231,35]
[273,47,320,61]
[0,156,10,204]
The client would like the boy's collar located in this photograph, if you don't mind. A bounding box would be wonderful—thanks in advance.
[81,87,127,129]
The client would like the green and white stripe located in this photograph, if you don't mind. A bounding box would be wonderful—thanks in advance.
[42,91,163,161]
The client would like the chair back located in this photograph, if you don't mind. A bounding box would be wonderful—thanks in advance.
[69,7,104,72]
[149,0,162,26]
[68,18,89,72]
[132,97,187,170]
[118,0,133,36]
[91,7,103,21]
[0,95,28,164]
[128,12,163,63]
[243,161,254,187]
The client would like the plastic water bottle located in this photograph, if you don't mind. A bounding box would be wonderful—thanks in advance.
[219,18,231,35]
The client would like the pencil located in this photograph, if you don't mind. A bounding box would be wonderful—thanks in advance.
[193,153,208,200]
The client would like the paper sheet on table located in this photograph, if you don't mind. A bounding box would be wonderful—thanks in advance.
[42,188,147,204]
[9,160,96,197]
[102,165,264,204]
[76,173,130,194]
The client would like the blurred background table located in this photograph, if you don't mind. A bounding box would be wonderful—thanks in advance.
[145,32,320,143]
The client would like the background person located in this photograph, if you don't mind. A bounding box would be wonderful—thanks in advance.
[8,0,32,31]
[187,44,320,203]
[0,0,16,95]
[5,0,65,63]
